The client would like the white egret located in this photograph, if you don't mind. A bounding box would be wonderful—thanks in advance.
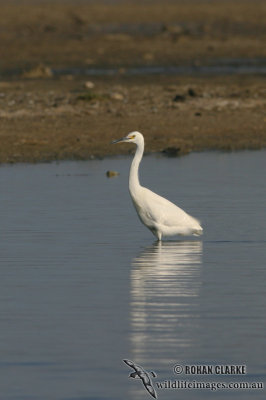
[112,131,203,240]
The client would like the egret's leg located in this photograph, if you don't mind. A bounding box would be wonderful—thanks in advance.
[156,231,162,241]
[150,227,162,241]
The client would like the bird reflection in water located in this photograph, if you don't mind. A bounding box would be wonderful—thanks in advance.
[130,241,202,367]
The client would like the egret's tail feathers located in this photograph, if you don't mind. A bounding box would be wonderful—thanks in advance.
[193,227,203,236]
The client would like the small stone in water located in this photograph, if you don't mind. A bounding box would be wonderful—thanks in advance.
[106,170,119,178]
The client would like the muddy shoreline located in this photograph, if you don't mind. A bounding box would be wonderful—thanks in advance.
[0,0,266,163]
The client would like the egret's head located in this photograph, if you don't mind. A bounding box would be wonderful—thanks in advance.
[112,131,143,145]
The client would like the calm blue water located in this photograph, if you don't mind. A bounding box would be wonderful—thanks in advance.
[0,150,265,400]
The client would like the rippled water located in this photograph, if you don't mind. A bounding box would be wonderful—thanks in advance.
[0,151,265,400]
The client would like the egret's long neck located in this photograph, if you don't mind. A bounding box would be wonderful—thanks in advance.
[129,141,144,195]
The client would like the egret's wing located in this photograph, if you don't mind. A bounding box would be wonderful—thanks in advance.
[142,187,197,227]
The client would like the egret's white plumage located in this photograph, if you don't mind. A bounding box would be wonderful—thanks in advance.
[112,131,203,241]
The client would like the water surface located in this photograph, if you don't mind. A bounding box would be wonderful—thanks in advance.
[53,59,266,77]
[0,151,265,399]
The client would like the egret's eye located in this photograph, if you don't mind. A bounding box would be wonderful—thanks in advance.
[130,135,136,139]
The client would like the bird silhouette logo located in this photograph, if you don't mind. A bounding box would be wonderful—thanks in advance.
[123,359,157,398]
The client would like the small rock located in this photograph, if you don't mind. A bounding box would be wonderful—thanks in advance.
[61,75,74,81]
[143,53,154,61]
[161,24,185,36]
[188,88,197,97]
[110,92,124,101]
[106,170,119,178]
[84,81,95,89]
[70,12,86,26]
[85,58,95,65]
[43,24,56,33]
[162,147,181,157]
[173,94,186,102]
[207,45,214,52]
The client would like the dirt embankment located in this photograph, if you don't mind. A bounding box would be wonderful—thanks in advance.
[0,0,266,163]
